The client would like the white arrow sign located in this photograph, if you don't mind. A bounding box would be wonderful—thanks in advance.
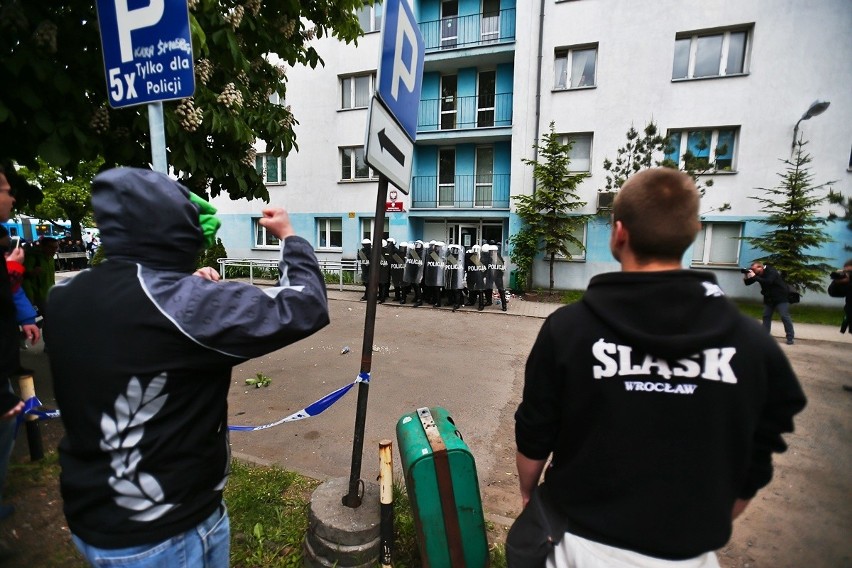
[365,97,414,194]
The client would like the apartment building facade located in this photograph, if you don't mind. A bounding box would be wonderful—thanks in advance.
[212,0,851,304]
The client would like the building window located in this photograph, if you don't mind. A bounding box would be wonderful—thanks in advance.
[672,27,750,80]
[255,153,285,184]
[361,218,389,242]
[341,147,375,180]
[554,44,597,89]
[341,73,375,110]
[559,133,593,172]
[557,222,587,260]
[665,128,738,172]
[253,218,281,248]
[317,218,343,249]
[692,223,742,266]
[356,3,382,33]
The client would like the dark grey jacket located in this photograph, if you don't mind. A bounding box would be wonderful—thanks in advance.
[47,168,329,548]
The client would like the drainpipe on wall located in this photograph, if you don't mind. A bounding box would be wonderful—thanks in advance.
[532,0,546,193]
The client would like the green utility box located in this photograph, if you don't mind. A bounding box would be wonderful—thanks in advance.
[396,407,489,568]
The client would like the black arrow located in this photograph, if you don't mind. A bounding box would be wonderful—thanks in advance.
[377,129,405,166]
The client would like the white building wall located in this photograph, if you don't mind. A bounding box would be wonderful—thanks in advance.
[523,0,851,303]
[214,0,851,304]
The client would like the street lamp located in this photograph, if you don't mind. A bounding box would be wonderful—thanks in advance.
[792,100,830,151]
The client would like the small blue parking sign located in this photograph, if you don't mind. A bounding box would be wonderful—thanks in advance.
[96,0,195,108]
[376,0,424,142]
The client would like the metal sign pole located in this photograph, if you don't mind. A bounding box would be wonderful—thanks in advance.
[343,175,389,508]
[148,101,168,173]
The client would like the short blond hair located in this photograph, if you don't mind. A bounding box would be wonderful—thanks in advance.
[613,168,701,262]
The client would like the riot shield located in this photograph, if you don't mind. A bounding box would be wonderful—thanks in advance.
[491,244,506,290]
[444,245,465,290]
[403,240,425,285]
[466,245,487,291]
[480,244,495,290]
[358,239,371,284]
[390,241,406,286]
[378,239,391,285]
[424,241,447,288]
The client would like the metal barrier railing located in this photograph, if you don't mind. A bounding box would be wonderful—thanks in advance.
[217,257,361,291]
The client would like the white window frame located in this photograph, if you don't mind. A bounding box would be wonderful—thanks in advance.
[360,218,390,242]
[340,146,377,181]
[356,3,382,33]
[672,26,751,80]
[340,73,375,110]
[554,44,598,90]
[556,222,587,261]
[559,133,593,173]
[253,218,281,249]
[316,218,343,250]
[255,153,286,184]
[691,222,743,266]
[665,127,739,172]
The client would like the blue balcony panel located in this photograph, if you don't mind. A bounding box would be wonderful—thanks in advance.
[411,174,511,210]
[420,9,516,52]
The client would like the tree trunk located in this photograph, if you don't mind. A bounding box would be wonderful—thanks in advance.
[549,252,555,294]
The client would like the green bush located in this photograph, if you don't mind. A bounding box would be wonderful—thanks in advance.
[197,237,227,271]
[323,269,356,285]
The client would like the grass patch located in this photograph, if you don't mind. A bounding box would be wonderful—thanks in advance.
[732,300,844,326]
[226,460,320,567]
[549,289,844,326]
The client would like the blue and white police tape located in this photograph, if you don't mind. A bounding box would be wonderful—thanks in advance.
[15,395,61,435]
[21,395,60,421]
[12,373,370,434]
[228,372,370,432]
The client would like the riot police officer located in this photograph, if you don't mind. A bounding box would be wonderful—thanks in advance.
[377,239,392,304]
[444,244,465,312]
[424,241,447,308]
[401,240,425,307]
[389,238,405,302]
[358,238,371,301]
[490,241,508,311]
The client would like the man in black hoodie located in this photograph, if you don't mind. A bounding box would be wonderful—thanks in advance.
[511,168,806,567]
[46,168,330,567]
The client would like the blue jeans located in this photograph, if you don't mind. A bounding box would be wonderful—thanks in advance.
[72,502,230,568]
[0,379,16,503]
[762,302,795,341]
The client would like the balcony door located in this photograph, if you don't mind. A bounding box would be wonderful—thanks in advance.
[440,75,457,130]
[441,0,458,49]
[438,149,456,207]
[481,0,500,43]
[475,147,494,206]
[477,70,496,127]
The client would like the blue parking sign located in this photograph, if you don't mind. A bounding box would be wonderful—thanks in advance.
[96,0,195,108]
[376,0,424,142]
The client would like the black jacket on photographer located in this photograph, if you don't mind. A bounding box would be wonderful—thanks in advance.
[744,264,788,305]
[828,269,851,327]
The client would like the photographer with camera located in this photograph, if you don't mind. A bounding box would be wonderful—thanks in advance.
[743,261,795,344]
[828,259,852,334]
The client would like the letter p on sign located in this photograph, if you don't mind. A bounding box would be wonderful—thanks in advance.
[377,0,424,141]
[391,14,418,101]
[115,0,165,63]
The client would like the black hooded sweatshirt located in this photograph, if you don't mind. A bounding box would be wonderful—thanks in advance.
[515,270,806,560]
[46,168,330,549]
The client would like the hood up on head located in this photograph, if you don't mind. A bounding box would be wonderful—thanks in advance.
[92,168,203,272]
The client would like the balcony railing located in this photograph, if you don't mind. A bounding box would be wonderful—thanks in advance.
[419,8,516,52]
[418,92,512,132]
[411,174,510,209]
